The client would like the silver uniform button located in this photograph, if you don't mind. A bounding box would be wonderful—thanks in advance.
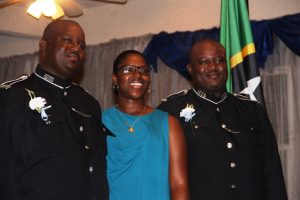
[79,126,84,132]
[227,142,233,149]
[194,125,199,129]
[84,145,90,150]
[89,166,93,173]
[231,184,237,189]
[216,107,220,112]
[221,124,226,128]
[102,127,106,132]
[64,91,67,96]
[230,162,236,168]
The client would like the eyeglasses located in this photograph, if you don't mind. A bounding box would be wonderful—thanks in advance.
[117,65,151,75]
[196,57,226,66]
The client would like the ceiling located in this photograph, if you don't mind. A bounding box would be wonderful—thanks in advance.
[76,0,107,8]
[0,0,125,9]
[1,0,300,58]
[0,0,130,41]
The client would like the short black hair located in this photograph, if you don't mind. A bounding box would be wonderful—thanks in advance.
[188,38,225,63]
[113,50,148,74]
[42,20,82,40]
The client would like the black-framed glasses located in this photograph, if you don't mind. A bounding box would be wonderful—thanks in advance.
[196,56,226,66]
[117,65,151,75]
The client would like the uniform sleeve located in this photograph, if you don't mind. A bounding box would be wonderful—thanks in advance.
[0,90,23,200]
[157,100,176,116]
[157,100,169,112]
[256,104,288,200]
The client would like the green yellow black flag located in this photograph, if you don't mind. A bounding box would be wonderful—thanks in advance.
[220,0,265,105]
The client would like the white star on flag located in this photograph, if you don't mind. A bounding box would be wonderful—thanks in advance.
[240,76,261,101]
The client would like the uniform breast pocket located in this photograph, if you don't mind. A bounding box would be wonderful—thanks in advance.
[23,109,66,158]
[239,126,264,155]
[184,121,216,152]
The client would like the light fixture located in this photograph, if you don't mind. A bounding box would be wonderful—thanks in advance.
[27,0,65,20]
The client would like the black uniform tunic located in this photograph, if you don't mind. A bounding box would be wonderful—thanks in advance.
[158,89,287,200]
[0,66,108,200]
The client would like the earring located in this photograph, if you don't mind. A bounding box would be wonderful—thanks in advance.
[147,86,151,94]
[112,85,119,94]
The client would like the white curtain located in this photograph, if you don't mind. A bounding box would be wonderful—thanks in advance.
[0,34,299,200]
[260,35,300,200]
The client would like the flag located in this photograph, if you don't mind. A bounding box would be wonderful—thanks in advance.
[220,0,265,105]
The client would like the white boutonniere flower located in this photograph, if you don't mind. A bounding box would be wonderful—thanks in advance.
[29,97,46,113]
[180,104,196,122]
[26,89,51,122]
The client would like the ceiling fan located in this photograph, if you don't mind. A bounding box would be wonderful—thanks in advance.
[0,0,128,18]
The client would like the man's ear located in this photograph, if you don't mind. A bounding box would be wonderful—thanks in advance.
[187,64,193,76]
[39,40,47,51]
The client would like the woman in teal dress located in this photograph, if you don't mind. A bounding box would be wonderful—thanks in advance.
[103,50,189,200]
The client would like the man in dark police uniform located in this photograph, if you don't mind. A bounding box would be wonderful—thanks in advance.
[0,20,108,200]
[158,38,287,200]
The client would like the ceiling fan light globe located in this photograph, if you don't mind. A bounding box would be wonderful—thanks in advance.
[52,3,64,20]
[42,0,57,17]
[26,0,43,19]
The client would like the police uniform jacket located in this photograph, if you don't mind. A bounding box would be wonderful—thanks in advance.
[0,66,108,200]
[158,89,287,200]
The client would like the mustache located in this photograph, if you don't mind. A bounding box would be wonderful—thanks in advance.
[67,50,80,57]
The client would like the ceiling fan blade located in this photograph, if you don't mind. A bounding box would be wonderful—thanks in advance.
[91,0,127,4]
[56,0,83,17]
[0,0,24,8]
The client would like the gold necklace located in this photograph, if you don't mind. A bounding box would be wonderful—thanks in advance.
[116,105,147,133]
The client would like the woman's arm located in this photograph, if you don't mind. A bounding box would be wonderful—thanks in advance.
[169,114,190,200]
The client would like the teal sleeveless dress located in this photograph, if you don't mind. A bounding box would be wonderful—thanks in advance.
[103,107,170,200]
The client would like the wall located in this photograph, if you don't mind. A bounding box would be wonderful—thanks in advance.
[0,0,299,58]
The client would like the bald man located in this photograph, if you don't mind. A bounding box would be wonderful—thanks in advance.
[0,20,108,200]
[158,38,287,200]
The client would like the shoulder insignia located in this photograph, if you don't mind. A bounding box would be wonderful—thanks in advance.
[232,93,256,102]
[0,75,28,89]
[0,84,11,89]
[161,89,189,102]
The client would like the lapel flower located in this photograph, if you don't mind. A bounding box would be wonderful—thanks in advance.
[180,104,196,122]
[26,89,52,122]
[29,97,46,112]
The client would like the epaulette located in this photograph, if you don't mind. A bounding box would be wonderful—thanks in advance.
[0,75,28,90]
[161,89,189,102]
[232,92,256,102]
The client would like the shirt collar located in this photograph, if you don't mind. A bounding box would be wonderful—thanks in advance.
[34,66,72,90]
[192,88,227,105]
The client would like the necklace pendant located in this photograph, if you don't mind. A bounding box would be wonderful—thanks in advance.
[128,127,135,133]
